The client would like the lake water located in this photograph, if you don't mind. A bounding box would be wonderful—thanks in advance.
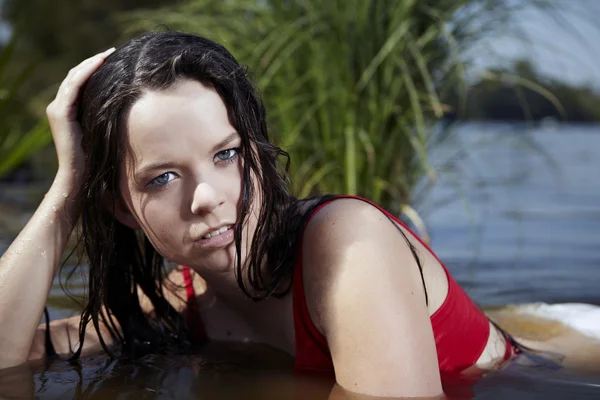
[1,122,600,399]
[424,123,600,307]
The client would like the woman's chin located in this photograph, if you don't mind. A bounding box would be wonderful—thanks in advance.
[182,242,239,273]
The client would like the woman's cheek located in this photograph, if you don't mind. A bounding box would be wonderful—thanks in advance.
[140,207,180,254]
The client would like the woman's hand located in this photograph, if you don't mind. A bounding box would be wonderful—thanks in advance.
[46,47,115,186]
[0,48,116,369]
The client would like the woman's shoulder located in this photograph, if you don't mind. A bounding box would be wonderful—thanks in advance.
[297,197,440,393]
[301,196,393,246]
[299,195,423,292]
[302,194,381,222]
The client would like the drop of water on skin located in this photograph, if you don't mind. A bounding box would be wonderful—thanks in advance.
[62,193,68,198]
[41,251,47,258]
[52,206,57,212]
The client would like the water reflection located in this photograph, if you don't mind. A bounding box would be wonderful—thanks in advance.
[473,356,600,399]
[2,347,335,400]
[4,352,600,399]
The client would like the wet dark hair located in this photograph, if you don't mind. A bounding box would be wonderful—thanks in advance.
[62,31,526,367]
[67,30,435,361]
[74,31,304,358]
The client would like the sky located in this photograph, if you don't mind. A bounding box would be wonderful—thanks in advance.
[469,1,600,90]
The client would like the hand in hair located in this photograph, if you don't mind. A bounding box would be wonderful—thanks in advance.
[0,48,115,369]
[45,47,115,185]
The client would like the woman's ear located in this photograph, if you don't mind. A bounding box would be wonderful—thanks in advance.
[105,192,141,230]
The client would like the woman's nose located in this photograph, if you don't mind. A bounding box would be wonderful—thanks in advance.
[191,182,221,215]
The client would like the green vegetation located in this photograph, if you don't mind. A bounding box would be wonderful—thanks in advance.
[0,0,591,219]
[0,0,171,180]
[0,35,51,180]
[124,0,544,212]
[1,0,169,98]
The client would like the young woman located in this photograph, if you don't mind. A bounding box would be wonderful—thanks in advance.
[0,31,596,398]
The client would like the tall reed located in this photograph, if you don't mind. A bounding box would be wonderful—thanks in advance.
[0,35,51,180]
[123,0,551,217]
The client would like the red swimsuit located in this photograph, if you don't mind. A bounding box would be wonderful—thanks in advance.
[182,195,516,377]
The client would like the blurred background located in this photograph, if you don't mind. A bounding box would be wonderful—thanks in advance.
[1,1,600,398]
[0,0,599,311]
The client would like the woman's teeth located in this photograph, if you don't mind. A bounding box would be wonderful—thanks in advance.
[203,225,232,239]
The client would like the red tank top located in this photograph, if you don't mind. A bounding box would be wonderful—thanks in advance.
[292,195,514,377]
[182,195,515,377]
[182,266,207,343]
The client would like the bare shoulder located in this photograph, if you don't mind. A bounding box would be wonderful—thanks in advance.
[138,266,207,315]
[300,198,441,396]
[165,265,187,286]
[300,197,426,331]
[302,197,394,250]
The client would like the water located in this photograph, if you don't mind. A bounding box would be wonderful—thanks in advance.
[422,123,600,307]
[1,122,600,399]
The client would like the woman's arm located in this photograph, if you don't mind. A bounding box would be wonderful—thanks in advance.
[0,48,115,368]
[26,266,190,362]
[27,314,106,361]
[301,198,443,398]
[0,175,83,368]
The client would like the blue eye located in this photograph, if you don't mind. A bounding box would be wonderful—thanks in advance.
[214,148,239,163]
[148,172,176,188]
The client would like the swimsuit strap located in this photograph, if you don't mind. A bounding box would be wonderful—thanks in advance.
[182,266,195,305]
[181,266,207,343]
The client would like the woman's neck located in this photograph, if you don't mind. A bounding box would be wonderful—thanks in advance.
[188,196,321,352]
[199,270,296,355]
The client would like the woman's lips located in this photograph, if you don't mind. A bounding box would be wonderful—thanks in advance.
[194,225,235,248]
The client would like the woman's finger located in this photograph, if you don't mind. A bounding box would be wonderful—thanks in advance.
[58,48,113,90]
[55,48,115,105]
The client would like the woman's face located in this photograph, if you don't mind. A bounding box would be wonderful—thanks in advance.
[118,79,255,273]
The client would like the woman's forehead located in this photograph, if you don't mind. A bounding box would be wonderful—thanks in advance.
[124,80,235,159]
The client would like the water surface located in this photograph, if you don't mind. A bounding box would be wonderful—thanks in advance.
[1,122,600,399]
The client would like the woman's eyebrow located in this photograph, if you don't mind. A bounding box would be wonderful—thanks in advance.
[134,132,240,177]
[135,162,176,177]
[210,132,239,154]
